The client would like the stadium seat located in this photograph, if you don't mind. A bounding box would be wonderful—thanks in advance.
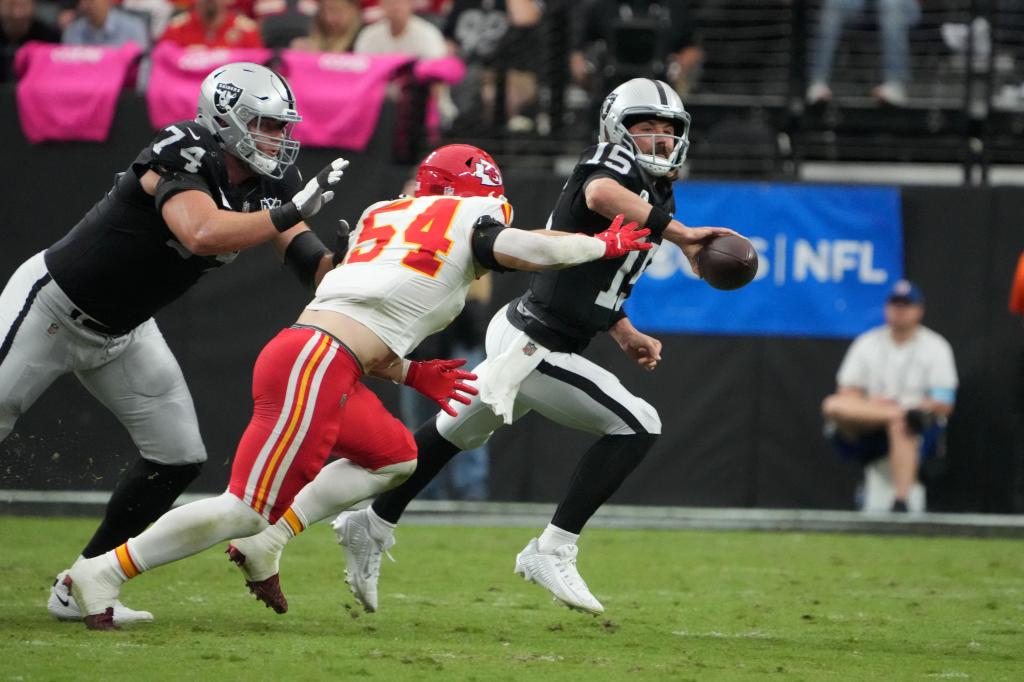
[861,458,926,513]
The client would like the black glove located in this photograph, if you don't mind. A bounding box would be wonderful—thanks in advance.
[332,219,351,267]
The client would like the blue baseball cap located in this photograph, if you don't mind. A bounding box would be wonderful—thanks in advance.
[887,279,924,305]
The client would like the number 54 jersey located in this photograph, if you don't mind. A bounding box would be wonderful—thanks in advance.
[307,194,513,357]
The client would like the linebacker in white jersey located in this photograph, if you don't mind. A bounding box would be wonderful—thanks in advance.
[68,143,653,629]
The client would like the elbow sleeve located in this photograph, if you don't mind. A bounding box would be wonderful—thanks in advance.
[283,230,330,289]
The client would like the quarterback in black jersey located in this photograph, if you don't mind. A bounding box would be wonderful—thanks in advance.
[336,78,742,615]
[0,62,348,625]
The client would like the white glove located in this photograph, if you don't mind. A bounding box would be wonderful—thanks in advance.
[293,158,348,219]
[270,158,349,231]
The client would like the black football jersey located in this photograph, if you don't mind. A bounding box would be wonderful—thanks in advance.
[507,142,675,353]
[44,120,301,333]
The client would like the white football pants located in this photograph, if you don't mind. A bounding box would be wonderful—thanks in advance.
[0,252,206,465]
[437,304,662,451]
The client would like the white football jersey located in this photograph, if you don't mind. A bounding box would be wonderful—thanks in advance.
[307,194,513,357]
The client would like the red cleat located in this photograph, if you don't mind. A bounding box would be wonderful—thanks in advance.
[227,545,288,614]
[83,607,119,631]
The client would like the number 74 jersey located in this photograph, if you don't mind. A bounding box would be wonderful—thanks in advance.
[308,194,513,357]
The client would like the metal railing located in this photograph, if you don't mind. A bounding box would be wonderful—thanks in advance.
[433,0,1024,184]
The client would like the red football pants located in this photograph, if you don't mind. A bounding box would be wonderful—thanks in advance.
[228,326,416,523]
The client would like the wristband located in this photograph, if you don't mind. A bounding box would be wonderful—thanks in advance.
[399,359,415,385]
[608,309,627,329]
[269,202,303,232]
[646,205,673,235]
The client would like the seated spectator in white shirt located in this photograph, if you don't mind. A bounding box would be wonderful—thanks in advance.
[62,0,150,47]
[822,279,958,513]
[353,0,444,58]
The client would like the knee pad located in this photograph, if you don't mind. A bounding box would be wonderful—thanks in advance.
[606,400,662,437]
[641,405,662,435]
[376,459,417,489]
[437,407,498,451]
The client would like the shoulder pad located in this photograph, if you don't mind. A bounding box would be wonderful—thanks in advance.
[138,121,221,179]
[463,195,513,222]
[576,142,643,189]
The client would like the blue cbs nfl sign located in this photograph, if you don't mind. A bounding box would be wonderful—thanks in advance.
[626,183,903,338]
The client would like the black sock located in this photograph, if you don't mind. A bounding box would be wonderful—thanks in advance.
[551,433,657,534]
[372,420,462,524]
[80,459,203,558]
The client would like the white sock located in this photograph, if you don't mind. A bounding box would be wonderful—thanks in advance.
[125,492,267,573]
[101,550,130,582]
[366,505,396,544]
[537,524,579,553]
[247,522,295,557]
[291,457,415,527]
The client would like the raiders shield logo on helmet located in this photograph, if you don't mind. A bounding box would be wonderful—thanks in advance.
[214,82,243,114]
[600,92,618,120]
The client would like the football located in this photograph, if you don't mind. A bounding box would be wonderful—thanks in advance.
[696,234,758,290]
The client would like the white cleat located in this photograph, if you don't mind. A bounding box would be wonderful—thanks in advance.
[331,509,394,613]
[514,539,605,615]
[48,571,82,621]
[49,570,154,626]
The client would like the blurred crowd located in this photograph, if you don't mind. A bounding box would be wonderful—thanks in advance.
[2,0,1023,134]
[0,0,711,133]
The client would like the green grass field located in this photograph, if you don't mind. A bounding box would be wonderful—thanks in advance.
[1,516,1021,681]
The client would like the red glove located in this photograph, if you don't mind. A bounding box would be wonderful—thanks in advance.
[404,358,479,417]
[594,214,652,259]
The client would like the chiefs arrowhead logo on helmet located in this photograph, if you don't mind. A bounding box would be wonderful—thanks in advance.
[473,159,502,187]
[414,144,505,199]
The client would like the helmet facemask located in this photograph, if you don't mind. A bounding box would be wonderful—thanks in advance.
[227,106,300,179]
[618,112,691,177]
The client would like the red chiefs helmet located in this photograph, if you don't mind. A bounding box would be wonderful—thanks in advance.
[414,144,505,198]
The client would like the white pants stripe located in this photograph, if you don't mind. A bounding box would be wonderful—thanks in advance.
[262,341,338,515]
[242,331,324,508]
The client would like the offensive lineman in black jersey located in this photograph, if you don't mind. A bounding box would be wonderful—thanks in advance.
[0,62,348,624]
[330,78,742,615]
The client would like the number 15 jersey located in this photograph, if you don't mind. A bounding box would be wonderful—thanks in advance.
[508,142,675,353]
[307,194,513,357]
